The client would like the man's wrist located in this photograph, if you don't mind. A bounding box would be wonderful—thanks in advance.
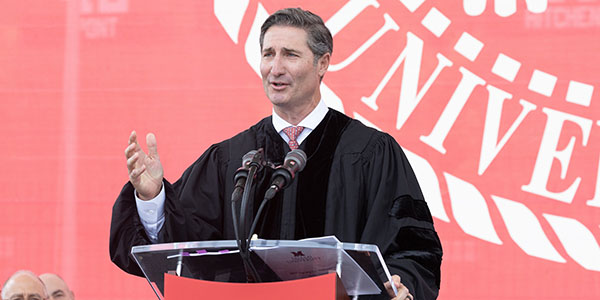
[136,185,162,200]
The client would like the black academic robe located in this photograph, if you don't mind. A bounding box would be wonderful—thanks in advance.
[110,109,442,299]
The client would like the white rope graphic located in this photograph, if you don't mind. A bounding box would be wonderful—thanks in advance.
[463,0,548,17]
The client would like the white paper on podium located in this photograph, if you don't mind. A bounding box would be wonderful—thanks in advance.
[251,236,380,296]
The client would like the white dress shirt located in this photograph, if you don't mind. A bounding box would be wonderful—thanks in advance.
[271,98,329,145]
[136,100,329,242]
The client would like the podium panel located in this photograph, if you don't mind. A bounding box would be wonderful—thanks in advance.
[131,238,395,299]
[164,272,349,300]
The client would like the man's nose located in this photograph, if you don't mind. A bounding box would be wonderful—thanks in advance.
[270,55,285,75]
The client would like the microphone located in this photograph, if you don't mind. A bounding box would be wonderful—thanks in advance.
[265,149,307,199]
[245,149,307,248]
[231,149,264,203]
[230,148,265,283]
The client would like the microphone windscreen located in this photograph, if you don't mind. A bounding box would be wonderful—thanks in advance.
[242,150,258,167]
[285,149,307,172]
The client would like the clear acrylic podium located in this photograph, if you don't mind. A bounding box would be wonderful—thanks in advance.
[131,237,395,299]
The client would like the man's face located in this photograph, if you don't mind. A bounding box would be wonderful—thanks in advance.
[260,26,329,112]
[1,272,47,300]
[39,274,73,300]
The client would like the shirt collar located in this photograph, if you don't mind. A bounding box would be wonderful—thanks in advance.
[272,99,329,132]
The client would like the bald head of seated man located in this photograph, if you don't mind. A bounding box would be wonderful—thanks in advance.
[1,270,48,300]
[39,274,73,300]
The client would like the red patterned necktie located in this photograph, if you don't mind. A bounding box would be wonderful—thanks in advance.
[282,126,305,150]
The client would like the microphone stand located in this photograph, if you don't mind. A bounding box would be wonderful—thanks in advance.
[245,186,279,253]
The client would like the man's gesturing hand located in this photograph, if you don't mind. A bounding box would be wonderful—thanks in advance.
[125,131,164,200]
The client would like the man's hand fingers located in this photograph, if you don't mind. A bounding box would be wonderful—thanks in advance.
[146,133,159,158]
[125,141,140,158]
[129,130,137,145]
[126,152,139,171]
[384,275,401,293]
[391,284,409,300]
[129,164,146,181]
[392,275,401,288]
[385,275,411,300]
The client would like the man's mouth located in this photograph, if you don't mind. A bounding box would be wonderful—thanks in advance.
[270,82,289,89]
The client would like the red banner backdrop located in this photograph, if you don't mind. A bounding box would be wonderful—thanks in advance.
[1,0,599,299]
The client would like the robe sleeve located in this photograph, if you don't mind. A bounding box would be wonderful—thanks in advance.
[109,181,153,276]
[360,133,442,300]
[109,144,229,276]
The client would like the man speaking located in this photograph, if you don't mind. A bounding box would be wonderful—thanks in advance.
[110,7,442,300]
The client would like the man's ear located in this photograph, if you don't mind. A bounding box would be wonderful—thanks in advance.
[317,52,330,77]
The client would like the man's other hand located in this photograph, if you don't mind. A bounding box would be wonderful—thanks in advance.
[385,274,414,300]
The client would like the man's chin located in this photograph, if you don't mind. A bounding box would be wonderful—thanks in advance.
[268,95,289,106]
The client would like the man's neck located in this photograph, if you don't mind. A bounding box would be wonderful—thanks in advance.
[272,99,328,136]
[273,101,319,125]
